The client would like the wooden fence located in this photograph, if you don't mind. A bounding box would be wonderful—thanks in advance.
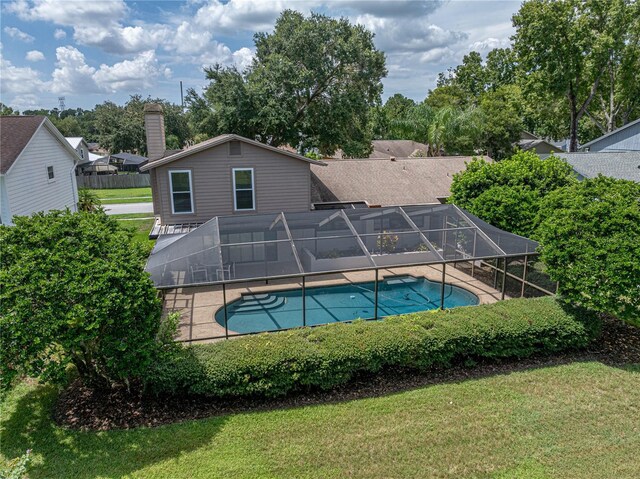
[76,174,151,189]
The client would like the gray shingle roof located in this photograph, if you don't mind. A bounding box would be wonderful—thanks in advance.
[311,156,489,206]
[554,152,640,182]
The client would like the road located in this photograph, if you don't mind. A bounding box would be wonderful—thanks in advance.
[104,202,154,215]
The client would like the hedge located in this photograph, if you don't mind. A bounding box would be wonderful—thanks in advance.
[147,297,601,398]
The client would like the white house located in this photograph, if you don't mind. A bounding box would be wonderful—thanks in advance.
[65,136,90,161]
[0,116,79,225]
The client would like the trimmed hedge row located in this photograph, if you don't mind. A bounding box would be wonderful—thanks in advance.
[147,297,601,398]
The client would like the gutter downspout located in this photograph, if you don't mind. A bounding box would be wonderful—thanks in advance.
[70,158,79,211]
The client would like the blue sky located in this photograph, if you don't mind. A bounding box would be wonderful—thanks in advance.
[0,0,519,111]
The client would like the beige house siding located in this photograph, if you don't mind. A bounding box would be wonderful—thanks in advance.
[154,142,311,224]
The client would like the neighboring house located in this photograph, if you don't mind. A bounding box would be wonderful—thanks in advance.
[579,118,640,152]
[554,152,640,182]
[65,137,90,161]
[77,155,118,176]
[328,140,430,159]
[370,140,430,158]
[109,152,148,173]
[517,131,564,157]
[311,156,489,207]
[140,104,327,226]
[0,116,79,225]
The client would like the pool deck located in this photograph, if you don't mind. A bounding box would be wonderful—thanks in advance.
[163,264,507,343]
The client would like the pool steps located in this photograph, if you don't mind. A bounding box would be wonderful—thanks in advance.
[231,295,286,313]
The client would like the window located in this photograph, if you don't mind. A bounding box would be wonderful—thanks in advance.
[229,140,242,156]
[80,149,84,159]
[46,166,55,181]
[233,168,255,211]
[169,170,194,214]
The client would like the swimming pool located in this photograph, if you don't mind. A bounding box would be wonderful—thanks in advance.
[215,276,479,334]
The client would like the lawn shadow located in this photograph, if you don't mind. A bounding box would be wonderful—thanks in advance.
[1,384,227,479]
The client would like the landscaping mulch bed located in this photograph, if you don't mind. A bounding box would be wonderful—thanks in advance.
[54,315,640,431]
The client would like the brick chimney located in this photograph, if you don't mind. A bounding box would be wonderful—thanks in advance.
[144,103,165,160]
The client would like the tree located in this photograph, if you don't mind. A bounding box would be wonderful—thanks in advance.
[435,51,487,103]
[512,0,632,151]
[448,151,577,237]
[485,48,517,91]
[478,84,524,159]
[0,103,19,115]
[0,210,163,390]
[94,96,191,154]
[194,10,387,157]
[537,177,640,326]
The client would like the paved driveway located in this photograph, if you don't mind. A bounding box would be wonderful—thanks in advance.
[104,202,154,215]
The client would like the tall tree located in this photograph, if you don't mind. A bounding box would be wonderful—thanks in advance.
[194,10,387,157]
[513,0,628,151]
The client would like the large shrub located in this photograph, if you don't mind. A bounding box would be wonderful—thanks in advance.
[0,210,162,390]
[148,297,600,398]
[538,176,640,326]
[448,150,577,237]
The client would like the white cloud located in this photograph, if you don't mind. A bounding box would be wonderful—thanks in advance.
[335,1,442,18]
[469,37,511,52]
[49,46,166,94]
[10,93,41,110]
[232,47,254,70]
[0,53,46,95]
[53,28,66,39]
[93,50,164,92]
[25,50,45,61]
[3,26,34,42]
[6,0,127,26]
[50,46,100,94]
[194,0,315,33]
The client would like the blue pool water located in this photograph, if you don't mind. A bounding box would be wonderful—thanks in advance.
[215,276,479,334]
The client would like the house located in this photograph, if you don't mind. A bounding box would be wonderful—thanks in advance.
[554,152,640,182]
[327,139,430,159]
[311,156,488,207]
[140,104,327,226]
[579,118,640,152]
[109,152,148,173]
[517,131,564,157]
[0,116,79,225]
[65,137,90,162]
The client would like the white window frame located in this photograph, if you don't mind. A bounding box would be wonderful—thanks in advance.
[169,170,194,215]
[232,168,255,211]
[46,165,55,183]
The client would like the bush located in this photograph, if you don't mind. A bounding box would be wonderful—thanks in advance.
[538,176,640,327]
[448,151,577,237]
[0,210,162,390]
[147,297,601,398]
[77,188,102,212]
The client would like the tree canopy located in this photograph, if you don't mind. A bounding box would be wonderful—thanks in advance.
[0,210,163,390]
[187,10,387,157]
[448,151,578,237]
[537,177,640,326]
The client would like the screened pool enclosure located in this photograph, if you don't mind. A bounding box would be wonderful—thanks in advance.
[147,204,539,290]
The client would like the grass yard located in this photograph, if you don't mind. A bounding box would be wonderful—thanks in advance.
[113,215,155,244]
[89,187,152,204]
[2,362,638,479]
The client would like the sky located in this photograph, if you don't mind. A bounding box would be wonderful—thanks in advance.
[0,0,520,112]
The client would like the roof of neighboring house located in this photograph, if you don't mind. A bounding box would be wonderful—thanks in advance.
[140,134,327,171]
[518,139,563,153]
[370,140,430,158]
[580,117,640,151]
[520,131,539,140]
[110,152,148,164]
[554,152,640,182]
[0,115,46,174]
[311,156,488,206]
[65,137,85,149]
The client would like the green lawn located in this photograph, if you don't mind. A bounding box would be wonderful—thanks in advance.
[114,216,155,244]
[89,188,152,204]
[2,362,639,479]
